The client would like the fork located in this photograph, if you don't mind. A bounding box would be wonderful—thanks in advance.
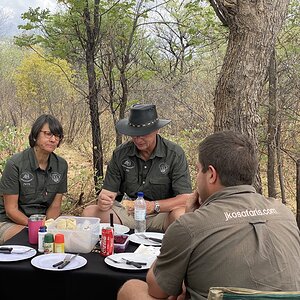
[52,254,72,267]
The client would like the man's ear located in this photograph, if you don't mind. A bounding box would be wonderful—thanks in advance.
[208,165,218,184]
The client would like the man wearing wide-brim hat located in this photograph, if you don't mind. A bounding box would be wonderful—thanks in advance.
[82,104,192,232]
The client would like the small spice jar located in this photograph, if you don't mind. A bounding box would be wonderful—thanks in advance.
[54,233,65,253]
[43,233,54,254]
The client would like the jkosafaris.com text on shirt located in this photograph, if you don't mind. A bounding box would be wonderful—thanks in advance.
[224,208,278,221]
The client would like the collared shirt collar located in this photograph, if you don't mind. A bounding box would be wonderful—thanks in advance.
[28,147,54,172]
[204,185,257,206]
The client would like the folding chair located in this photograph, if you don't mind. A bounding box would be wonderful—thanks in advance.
[208,287,300,300]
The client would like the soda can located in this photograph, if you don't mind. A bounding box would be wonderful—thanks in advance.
[100,226,114,257]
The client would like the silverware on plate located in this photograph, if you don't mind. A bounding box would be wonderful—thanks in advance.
[52,254,72,267]
[106,256,146,268]
[52,253,79,269]
[137,234,162,244]
[0,247,33,254]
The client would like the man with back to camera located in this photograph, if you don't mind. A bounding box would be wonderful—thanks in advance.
[117,130,300,300]
[82,103,192,232]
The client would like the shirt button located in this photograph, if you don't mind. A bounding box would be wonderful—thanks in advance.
[144,166,147,169]
[142,181,145,184]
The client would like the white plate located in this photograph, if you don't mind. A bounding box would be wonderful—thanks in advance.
[104,252,155,270]
[0,245,37,262]
[31,253,87,271]
[99,223,130,235]
[129,232,164,246]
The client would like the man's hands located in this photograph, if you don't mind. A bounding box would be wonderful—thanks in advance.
[185,190,202,213]
[97,189,116,211]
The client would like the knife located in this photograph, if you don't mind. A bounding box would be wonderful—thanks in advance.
[146,237,162,243]
[57,254,79,269]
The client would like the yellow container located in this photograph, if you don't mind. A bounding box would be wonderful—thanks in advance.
[54,233,65,253]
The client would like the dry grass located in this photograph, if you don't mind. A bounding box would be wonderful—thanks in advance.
[56,145,96,216]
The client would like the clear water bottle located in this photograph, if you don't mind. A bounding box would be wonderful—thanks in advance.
[134,191,146,233]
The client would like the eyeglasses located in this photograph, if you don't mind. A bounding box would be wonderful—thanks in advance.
[40,130,62,141]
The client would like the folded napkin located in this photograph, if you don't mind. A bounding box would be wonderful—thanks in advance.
[134,244,160,257]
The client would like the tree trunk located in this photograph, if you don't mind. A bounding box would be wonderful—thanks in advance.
[276,123,286,204]
[211,0,290,193]
[297,159,300,229]
[267,48,277,198]
[84,0,104,192]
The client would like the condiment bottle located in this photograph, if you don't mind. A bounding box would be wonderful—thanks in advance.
[54,233,65,253]
[38,225,47,253]
[43,233,54,254]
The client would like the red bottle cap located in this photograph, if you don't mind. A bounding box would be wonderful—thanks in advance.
[55,233,64,243]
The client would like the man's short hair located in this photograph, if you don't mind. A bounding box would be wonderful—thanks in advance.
[198,130,258,186]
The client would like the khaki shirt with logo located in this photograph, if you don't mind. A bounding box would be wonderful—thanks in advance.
[0,147,68,222]
[154,185,300,299]
[103,135,192,201]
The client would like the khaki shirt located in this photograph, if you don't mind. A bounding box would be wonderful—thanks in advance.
[154,185,300,299]
[103,135,192,201]
[0,147,68,221]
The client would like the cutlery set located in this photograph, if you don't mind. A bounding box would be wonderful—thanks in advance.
[52,253,79,269]
[137,234,163,244]
[0,247,34,254]
[106,256,147,268]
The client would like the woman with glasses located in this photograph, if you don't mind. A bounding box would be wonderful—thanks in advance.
[0,114,68,244]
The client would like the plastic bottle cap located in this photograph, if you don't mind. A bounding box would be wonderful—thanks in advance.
[39,226,47,232]
[55,233,64,243]
[44,233,54,243]
[137,191,144,197]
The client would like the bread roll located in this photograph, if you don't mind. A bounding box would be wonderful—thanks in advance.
[56,218,67,229]
[66,218,77,230]
[121,199,134,210]
[45,218,55,227]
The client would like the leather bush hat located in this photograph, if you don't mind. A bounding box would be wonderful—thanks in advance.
[116,104,171,136]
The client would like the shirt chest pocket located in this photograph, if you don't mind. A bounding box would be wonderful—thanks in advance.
[46,183,60,195]
[20,183,36,196]
[148,177,172,199]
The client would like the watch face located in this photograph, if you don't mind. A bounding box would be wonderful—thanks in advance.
[154,203,160,213]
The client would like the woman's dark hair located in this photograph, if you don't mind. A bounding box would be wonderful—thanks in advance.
[198,130,258,186]
[28,114,64,147]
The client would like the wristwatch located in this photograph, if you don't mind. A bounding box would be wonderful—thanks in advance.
[154,201,160,213]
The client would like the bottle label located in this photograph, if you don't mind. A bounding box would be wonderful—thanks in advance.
[44,243,54,254]
[38,233,46,253]
[55,243,65,253]
[135,209,146,221]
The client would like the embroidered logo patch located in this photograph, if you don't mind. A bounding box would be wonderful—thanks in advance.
[121,158,135,169]
[159,163,169,174]
[20,172,34,183]
[50,172,61,183]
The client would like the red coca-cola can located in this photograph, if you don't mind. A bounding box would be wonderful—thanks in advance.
[100,226,114,256]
